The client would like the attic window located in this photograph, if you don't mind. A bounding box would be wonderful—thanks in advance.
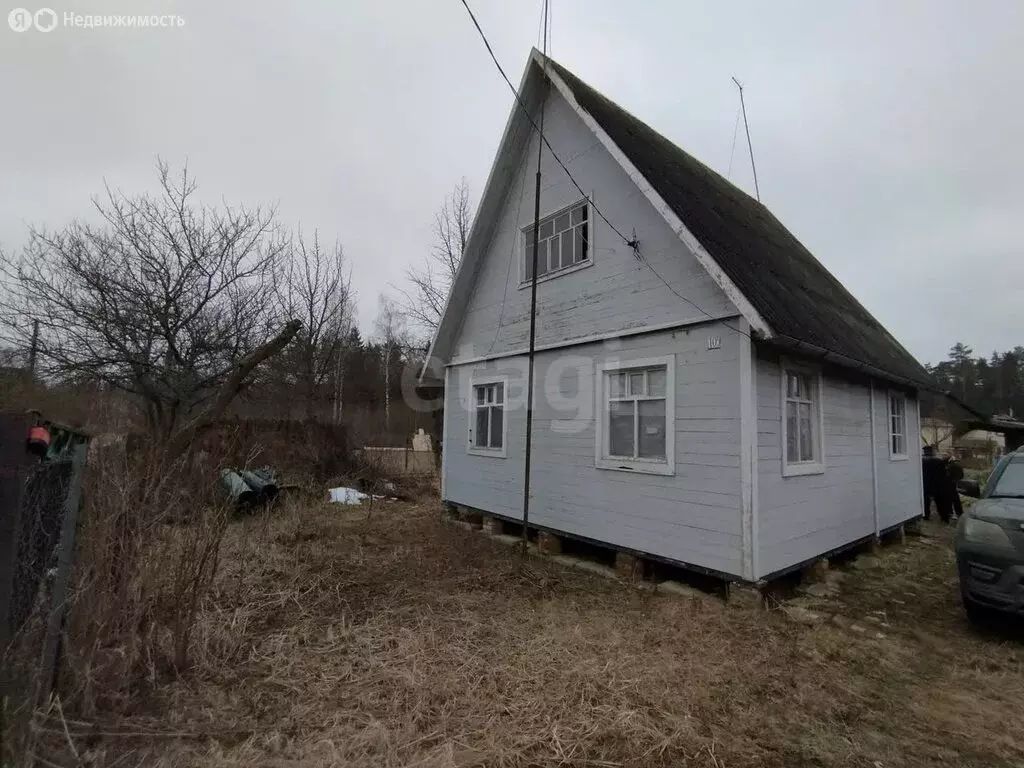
[522,201,589,283]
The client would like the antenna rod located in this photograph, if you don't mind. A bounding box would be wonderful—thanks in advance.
[521,0,549,554]
[732,76,760,202]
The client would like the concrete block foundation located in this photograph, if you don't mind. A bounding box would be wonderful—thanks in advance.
[615,552,642,582]
[538,531,562,555]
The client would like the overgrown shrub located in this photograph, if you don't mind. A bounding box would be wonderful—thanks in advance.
[195,418,351,484]
[61,442,231,715]
[59,418,362,716]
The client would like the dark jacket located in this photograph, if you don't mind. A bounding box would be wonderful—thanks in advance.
[923,455,948,494]
[947,459,964,486]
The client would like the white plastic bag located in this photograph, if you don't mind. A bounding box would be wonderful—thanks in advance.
[328,487,369,505]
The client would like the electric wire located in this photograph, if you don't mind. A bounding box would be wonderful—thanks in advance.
[457,0,757,342]
[458,0,633,249]
[485,162,532,356]
[727,105,741,179]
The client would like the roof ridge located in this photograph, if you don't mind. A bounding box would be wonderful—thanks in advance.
[538,54,765,211]
[535,53,933,388]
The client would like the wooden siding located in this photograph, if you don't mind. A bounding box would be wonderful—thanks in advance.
[444,325,745,576]
[755,353,875,577]
[437,70,924,581]
[450,87,735,362]
[755,350,922,577]
[873,386,923,529]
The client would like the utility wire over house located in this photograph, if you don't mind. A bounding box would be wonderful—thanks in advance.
[427,47,937,585]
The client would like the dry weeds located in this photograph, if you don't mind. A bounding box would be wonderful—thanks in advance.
[33,503,1024,767]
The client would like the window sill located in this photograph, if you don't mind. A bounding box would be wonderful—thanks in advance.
[468,446,507,459]
[518,258,593,289]
[782,461,826,477]
[889,454,909,462]
[596,457,674,476]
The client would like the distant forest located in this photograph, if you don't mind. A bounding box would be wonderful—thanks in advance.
[925,343,1024,418]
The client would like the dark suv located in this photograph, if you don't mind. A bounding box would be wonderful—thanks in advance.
[955,451,1024,622]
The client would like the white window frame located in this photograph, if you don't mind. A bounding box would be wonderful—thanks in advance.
[595,355,675,476]
[467,375,508,458]
[888,391,909,460]
[519,199,593,287]
[780,359,826,477]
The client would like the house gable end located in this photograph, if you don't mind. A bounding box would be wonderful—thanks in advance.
[430,57,743,369]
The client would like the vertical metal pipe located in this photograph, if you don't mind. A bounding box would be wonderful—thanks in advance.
[521,66,548,553]
[869,380,880,538]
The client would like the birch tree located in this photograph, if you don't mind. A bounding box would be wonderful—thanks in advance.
[397,179,472,339]
[374,294,407,431]
[273,232,354,421]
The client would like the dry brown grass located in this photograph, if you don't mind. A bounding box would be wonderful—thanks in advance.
[32,504,1024,767]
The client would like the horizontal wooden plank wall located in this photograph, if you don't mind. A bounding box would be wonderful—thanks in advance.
[873,385,923,530]
[444,324,745,577]
[451,84,734,365]
[755,350,921,578]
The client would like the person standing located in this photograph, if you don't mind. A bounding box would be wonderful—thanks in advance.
[922,445,952,521]
[946,454,965,520]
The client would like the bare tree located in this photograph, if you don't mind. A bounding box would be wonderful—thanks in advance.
[272,231,354,421]
[397,179,472,339]
[921,418,955,451]
[374,294,407,431]
[0,161,300,453]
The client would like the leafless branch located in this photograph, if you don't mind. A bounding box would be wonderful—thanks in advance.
[0,160,298,447]
[395,179,473,339]
[269,231,354,420]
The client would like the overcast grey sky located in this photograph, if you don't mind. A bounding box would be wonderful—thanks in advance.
[1,0,1022,365]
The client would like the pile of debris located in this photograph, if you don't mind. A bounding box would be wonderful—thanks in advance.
[219,468,278,510]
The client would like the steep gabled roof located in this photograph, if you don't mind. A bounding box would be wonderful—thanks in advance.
[543,57,932,389]
[425,51,933,391]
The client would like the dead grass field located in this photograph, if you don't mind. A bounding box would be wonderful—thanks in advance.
[43,501,1024,767]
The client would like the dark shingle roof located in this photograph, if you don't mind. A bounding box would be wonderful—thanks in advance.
[548,59,932,389]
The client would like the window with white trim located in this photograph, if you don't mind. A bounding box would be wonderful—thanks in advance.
[781,365,824,475]
[523,201,589,282]
[889,393,907,458]
[470,381,505,453]
[596,357,675,475]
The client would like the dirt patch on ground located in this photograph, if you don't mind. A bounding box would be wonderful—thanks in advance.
[40,504,1024,767]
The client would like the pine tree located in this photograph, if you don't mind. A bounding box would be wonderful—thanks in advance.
[948,343,975,402]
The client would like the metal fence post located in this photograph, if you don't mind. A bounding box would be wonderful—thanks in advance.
[35,442,88,705]
[0,413,33,657]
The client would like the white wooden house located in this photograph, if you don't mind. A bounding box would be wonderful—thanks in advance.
[424,50,931,582]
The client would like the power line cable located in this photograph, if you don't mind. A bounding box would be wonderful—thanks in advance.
[457,0,756,342]
[457,0,634,250]
[546,0,552,62]
[485,160,532,356]
[636,252,733,326]
[726,105,740,179]
[535,0,544,49]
